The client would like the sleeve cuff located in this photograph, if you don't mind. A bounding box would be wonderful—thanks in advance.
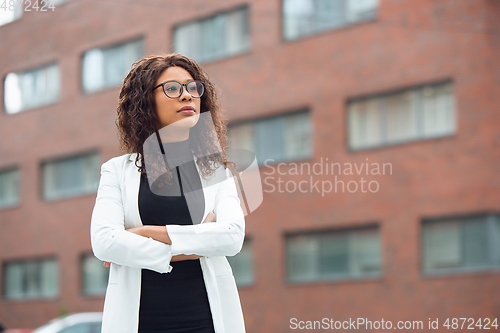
[164,250,174,273]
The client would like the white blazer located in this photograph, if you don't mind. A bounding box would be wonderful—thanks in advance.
[90,152,246,333]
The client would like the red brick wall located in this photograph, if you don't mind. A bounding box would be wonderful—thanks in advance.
[0,0,498,331]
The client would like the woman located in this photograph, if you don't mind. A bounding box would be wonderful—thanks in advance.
[90,53,246,333]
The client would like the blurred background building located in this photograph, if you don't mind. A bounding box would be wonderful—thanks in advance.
[0,0,499,331]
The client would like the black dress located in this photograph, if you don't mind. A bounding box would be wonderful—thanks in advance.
[137,138,215,333]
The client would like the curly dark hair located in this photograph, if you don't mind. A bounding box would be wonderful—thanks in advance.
[116,53,236,182]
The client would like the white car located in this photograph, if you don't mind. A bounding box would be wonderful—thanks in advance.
[31,313,102,333]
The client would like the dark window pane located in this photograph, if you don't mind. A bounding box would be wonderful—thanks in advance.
[255,117,284,163]
[287,235,318,281]
[319,233,349,276]
[496,216,500,265]
[227,240,254,286]
[422,220,460,270]
[463,219,489,267]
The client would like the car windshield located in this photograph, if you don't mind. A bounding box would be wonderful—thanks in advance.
[31,319,64,333]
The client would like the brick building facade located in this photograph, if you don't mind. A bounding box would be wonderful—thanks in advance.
[0,0,499,331]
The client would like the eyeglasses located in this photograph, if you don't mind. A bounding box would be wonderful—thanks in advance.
[152,80,205,99]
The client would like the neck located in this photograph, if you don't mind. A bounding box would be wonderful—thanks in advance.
[157,128,190,143]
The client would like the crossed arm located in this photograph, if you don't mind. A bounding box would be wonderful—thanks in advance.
[91,158,245,273]
[102,212,216,267]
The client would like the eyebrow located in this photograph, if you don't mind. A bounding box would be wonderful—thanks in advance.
[169,78,194,83]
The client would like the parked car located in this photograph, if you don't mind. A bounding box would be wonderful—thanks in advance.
[2,321,33,333]
[31,313,102,333]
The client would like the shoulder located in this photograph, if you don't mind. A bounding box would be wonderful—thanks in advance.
[101,153,137,172]
[103,154,131,165]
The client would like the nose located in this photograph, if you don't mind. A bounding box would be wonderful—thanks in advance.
[180,84,192,101]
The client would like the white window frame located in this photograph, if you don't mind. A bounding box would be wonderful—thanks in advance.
[229,109,313,166]
[4,62,60,114]
[41,152,100,201]
[3,257,58,300]
[282,0,378,41]
[173,5,250,64]
[48,0,73,6]
[421,214,500,275]
[0,167,19,209]
[286,226,381,283]
[82,38,143,94]
[348,80,456,150]
[0,1,23,27]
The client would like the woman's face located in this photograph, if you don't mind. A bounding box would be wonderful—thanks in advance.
[153,66,201,130]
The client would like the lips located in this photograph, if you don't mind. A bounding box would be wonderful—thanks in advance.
[178,106,195,115]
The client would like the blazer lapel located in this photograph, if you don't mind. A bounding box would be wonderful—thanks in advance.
[124,153,142,229]
[124,153,217,227]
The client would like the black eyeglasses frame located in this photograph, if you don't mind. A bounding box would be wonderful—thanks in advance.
[152,80,205,99]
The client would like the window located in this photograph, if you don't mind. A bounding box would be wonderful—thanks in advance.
[59,322,101,333]
[0,168,19,209]
[4,63,60,114]
[283,0,378,40]
[422,214,500,274]
[82,38,143,93]
[229,110,312,165]
[3,257,58,300]
[82,254,109,296]
[286,226,381,282]
[48,0,74,5]
[227,239,254,286]
[173,6,250,63]
[348,81,456,150]
[42,152,99,201]
[0,1,23,27]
